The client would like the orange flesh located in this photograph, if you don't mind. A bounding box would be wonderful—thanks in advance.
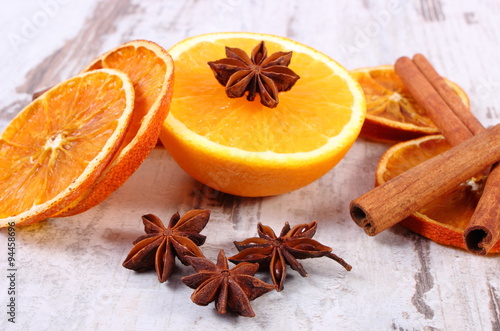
[171,39,355,153]
[0,72,127,217]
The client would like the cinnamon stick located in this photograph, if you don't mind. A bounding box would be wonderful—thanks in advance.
[399,54,500,255]
[394,56,474,145]
[350,124,500,236]
[412,54,485,135]
[465,171,500,254]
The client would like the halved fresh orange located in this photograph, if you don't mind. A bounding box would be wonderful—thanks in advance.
[351,65,469,143]
[56,40,174,216]
[159,32,366,197]
[375,134,500,253]
[0,69,135,227]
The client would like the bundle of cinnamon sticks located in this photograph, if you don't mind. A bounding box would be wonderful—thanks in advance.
[350,54,500,255]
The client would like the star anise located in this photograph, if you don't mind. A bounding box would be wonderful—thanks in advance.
[228,221,352,291]
[207,41,300,108]
[122,210,210,282]
[181,249,275,317]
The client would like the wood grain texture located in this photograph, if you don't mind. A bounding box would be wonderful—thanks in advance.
[1,0,500,330]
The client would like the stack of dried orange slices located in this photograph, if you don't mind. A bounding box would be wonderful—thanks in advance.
[0,40,174,227]
[352,65,500,253]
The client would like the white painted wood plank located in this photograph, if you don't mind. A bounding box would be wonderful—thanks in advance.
[0,0,499,330]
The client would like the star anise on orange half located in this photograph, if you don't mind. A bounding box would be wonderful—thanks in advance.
[208,41,300,108]
[228,221,352,291]
[181,249,275,317]
[122,210,210,283]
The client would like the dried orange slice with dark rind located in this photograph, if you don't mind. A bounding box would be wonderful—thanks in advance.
[375,134,500,253]
[351,65,470,143]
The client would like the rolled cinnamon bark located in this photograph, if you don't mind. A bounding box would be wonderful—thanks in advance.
[412,54,485,135]
[400,54,500,254]
[394,56,474,145]
[464,170,500,254]
[350,124,500,236]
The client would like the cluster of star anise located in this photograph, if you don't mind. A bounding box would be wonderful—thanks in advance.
[122,210,351,317]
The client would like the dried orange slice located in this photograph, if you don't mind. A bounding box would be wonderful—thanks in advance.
[0,69,134,227]
[351,65,469,142]
[375,134,500,253]
[160,32,366,197]
[56,40,174,216]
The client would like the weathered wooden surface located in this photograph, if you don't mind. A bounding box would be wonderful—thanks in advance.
[1,1,499,330]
